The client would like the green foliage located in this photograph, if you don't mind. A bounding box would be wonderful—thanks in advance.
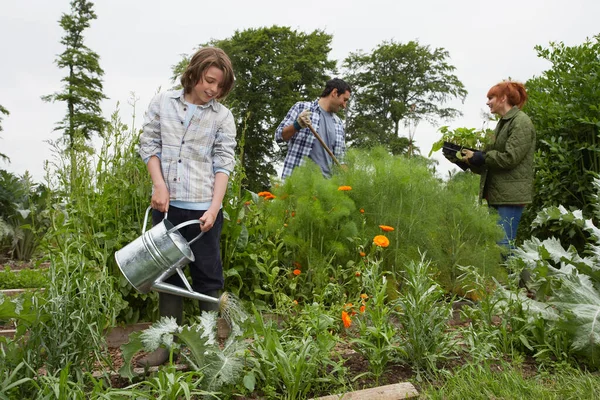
[343,40,467,153]
[0,267,48,289]
[0,170,51,261]
[350,259,401,383]
[246,309,344,400]
[120,312,247,393]
[41,0,108,148]
[44,101,152,323]
[22,235,125,378]
[172,26,337,191]
[503,179,600,368]
[423,360,600,399]
[395,255,456,376]
[429,125,495,156]
[523,34,600,249]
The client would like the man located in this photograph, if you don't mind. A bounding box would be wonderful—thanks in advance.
[275,78,351,179]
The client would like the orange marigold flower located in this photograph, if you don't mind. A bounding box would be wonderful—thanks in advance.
[360,208,365,214]
[355,271,361,277]
[257,191,272,197]
[293,269,301,276]
[337,186,352,191]
[359,251,366,257]
[360,305,366,313]
[342,311,352,328]
[360,293,369,300]
[265,194,276,200]
[291,211,296,217]
[293,300,298,305]
[244,201,252,206]
[373,235,390,248]
[379,225,395,232]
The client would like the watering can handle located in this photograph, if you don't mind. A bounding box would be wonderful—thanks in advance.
[167,219,205,245]
[142,206,169,233]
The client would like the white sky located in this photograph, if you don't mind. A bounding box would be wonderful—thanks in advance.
[1,0,599,182]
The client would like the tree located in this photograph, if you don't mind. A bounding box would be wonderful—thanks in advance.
[343,40,467,155]
[0,105,9,161]
[172,26,337,191]
[42,0,108,148]
[520,35,600,250]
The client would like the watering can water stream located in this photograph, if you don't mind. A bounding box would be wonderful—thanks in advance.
[115,206,221,306]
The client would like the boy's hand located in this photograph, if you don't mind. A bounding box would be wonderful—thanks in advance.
[199,211,216,232]
[297,110,312,128]
[151,184,170,213]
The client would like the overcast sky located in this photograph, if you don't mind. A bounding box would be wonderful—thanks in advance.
[1,0,599,182]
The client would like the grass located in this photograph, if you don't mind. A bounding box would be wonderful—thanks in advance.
[421,360,600,399]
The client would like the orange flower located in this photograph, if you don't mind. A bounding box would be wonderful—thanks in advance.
[355,271,361,277]
[344,303,353,309]
[379,225,395,232]
[257,191,273,197]
[244,201,252,206]
[337,186,352,191]
[291,211,296,217]
[360,208,365,214]
[293,269,301,276]
[360,305,366,313]
[342,311,352,328]
[293,300,298,305]
[373,235,390,248]
[360,293,369,300]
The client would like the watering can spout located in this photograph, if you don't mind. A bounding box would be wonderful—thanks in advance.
[152,281,221,304]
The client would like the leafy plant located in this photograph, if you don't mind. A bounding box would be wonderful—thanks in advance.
[522,34,600,249]
[503,178,600,368]
[0,266,48,289]
[349,257,401,383]
[395,254,456,376]
[246,309,340,400]
[429,125,494,156]
[120,312,247,392]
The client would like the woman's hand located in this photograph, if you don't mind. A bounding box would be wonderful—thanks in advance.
[461,149,474,159]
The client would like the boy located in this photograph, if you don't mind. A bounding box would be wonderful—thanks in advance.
[137,47,236,367]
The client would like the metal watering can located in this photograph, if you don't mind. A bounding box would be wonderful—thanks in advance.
[115,206,221,305]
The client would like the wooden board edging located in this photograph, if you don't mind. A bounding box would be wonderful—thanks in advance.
[310,382,419,400]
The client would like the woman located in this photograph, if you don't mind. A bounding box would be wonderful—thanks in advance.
[462,81,535,254]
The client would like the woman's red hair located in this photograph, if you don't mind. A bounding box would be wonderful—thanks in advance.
[487,81,528,109]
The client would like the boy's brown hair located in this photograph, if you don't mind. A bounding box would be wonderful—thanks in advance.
[180,47,235,99]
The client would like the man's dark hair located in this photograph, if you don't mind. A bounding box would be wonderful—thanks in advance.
[320,78,352,98]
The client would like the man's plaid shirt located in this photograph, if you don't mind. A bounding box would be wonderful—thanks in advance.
[274,99,346,179]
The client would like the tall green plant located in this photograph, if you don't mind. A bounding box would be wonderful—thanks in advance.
[41,0,108,148]
[44,100,152,323]
[395,254,456,376]
[23,234,126,379]
[523,34,600,249]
